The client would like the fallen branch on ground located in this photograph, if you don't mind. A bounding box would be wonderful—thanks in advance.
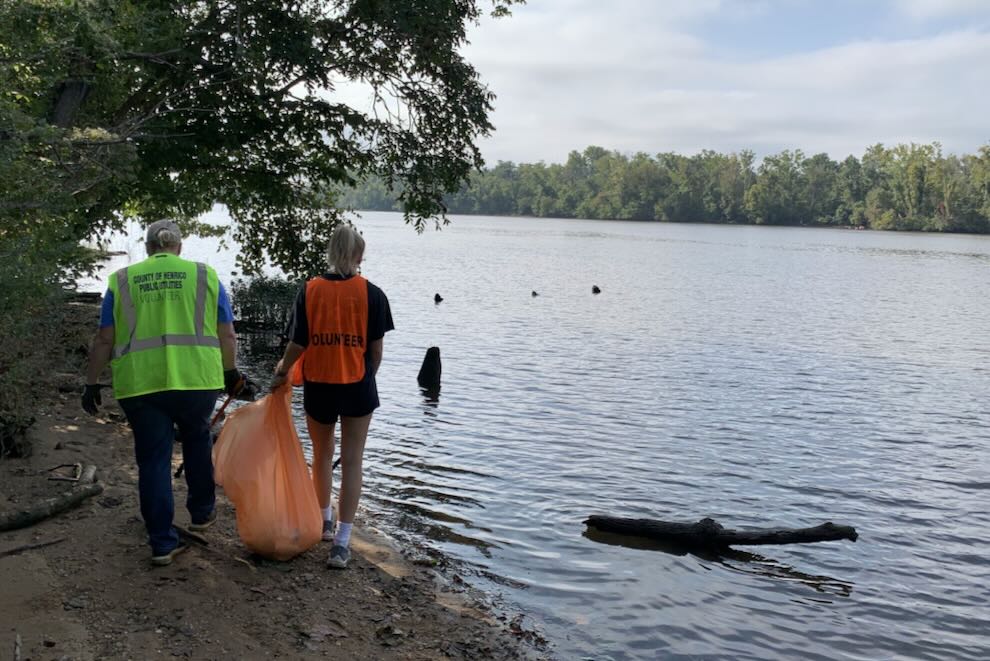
[175,524,257,572]
[47,462,82,482]
[0,465,102,532]
[584,516,858,547]
[175,524,208,546]
[0,537,67,558]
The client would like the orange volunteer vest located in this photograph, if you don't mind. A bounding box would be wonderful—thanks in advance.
[294,275,368,385]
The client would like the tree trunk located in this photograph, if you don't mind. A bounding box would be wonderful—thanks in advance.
[585,516,857,547]
[51,79,91,128]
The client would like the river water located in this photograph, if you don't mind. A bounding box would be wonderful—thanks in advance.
[88,211,990,660]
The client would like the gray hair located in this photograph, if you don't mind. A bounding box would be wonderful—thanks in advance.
[327,224,365,276]
[145,219,182,253]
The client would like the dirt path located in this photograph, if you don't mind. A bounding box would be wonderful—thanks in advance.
[0,300,545,660]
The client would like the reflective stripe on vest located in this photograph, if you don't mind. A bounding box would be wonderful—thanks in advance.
[301,275,368,384]
[112,262,219,359]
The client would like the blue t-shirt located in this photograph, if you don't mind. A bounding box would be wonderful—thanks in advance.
[99,282,234,328]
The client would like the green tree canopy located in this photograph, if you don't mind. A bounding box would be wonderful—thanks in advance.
[343,142,990,234]
[1,0,519,278]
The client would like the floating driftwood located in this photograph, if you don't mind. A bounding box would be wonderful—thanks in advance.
[584,516,857,548]
[0,465,102,532]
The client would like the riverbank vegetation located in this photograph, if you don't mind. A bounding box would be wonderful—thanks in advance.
[342,143,990,233]
[0,0,517,450]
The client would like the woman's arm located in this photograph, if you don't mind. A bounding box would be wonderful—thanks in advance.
[368,338,383,377]
[271,340,305,389]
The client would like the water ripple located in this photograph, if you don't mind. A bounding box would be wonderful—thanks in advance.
[232,213,990,660]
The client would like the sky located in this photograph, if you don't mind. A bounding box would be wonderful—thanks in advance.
[457,0,990,165]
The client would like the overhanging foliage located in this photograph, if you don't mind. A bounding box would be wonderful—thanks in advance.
[1,0,520,278]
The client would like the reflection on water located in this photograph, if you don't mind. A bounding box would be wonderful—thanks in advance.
[99,212,990,660]
[420,386,441,407]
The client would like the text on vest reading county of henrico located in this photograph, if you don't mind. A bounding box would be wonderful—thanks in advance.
[135,271,188,292]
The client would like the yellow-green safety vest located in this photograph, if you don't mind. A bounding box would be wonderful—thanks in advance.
[108,253,224,399]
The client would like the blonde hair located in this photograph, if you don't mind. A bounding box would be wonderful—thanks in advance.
[327,224,365,276]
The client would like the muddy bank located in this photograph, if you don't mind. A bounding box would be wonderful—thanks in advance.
[0,298,547,660]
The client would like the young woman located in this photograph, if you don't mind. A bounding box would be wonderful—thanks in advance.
[271,224,393,568]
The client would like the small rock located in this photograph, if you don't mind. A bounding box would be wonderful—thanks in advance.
[63,596,88,610]
[376,624,406,647]
[309,621,348,640]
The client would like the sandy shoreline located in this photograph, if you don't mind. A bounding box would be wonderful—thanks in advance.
[0,298,545,660]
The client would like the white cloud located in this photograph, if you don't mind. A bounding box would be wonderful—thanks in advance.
[463,3,990,164]
[898,0,990,20]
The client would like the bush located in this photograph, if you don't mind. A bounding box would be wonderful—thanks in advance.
[229,276,302,358]
[0,236,88,458]
[229,276,301,332]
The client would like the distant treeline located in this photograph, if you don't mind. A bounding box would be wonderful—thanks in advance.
[340,143,990,233]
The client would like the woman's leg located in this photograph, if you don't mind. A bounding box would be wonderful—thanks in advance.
[336,413,372,526]
[306,415,336,512]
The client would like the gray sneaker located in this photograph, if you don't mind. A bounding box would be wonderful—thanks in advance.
[322,519,336,542]
[189,510,217,532]
[327,544,350,569]
[151,542,188,567]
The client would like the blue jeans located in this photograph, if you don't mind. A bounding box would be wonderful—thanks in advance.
[119,389,219,555]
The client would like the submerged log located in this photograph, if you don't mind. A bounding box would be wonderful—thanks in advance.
[584,516,857,547]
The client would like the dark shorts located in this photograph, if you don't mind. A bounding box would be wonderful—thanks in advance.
[303,378,379,424]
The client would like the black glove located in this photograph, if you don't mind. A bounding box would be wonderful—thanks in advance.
[223,369,244,397]
[238,376,258,401]
[81,384,102,415]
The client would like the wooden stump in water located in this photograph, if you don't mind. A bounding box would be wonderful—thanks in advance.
[417,346,442,393]
[584,515,857,548]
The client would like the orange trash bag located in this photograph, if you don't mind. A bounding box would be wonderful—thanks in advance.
[212,384,321,560]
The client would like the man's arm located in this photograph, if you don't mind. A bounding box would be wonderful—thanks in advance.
[85,326,115,384]
[218,321,237,371]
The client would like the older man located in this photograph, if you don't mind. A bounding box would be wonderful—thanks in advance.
[83,220,246,565]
